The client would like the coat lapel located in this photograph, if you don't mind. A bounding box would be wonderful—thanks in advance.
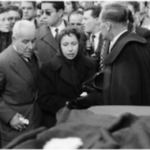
[40,26,59,51]
[10,47,35,90]
[103,32,147,65]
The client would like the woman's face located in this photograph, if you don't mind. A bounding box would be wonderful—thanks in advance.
[0,12,10,32]
[64,1,74,14]
[61,33,79,60]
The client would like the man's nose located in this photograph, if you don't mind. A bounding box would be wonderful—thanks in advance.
[68,45,73,52]
[28,42,34,50]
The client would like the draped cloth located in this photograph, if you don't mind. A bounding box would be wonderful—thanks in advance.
[4,106,150,149]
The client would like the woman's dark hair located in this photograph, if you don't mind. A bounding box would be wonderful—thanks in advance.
[5,5,23,18]
[42,1,64,12]
[71,2,78,11]
[57,26,81,56]
[0,6,6,14]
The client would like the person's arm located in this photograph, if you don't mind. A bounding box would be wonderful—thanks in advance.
[38,65,70,114]
[0,69,27,131]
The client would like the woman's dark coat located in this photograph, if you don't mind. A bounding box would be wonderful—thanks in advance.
[38,54,96,127]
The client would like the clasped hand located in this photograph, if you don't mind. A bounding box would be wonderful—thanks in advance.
[10,113,27,131]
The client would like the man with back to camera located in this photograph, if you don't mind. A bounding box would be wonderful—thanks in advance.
[67,3,150,109]
[0,20,41,146]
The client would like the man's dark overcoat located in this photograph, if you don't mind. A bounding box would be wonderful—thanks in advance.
[0,45,41,146]
[100,31,150,105]
[35,20,69,64]
[38,54,96,127]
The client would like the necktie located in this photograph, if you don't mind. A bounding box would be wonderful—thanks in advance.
[91,34,95,51]
[55,28,59,39]
[100,40,105,70]
[99,40,110,70]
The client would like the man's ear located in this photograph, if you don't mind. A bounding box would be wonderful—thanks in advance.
[12,36,17,45]
[12,36,15,43]
[106,21,111,31]
[58,9,64,18]
[95,17,100,26]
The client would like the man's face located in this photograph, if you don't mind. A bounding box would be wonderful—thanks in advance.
[0,12,10,32]
[82,10,97,33]
[8,10,21,31]
[69,14,83,30]
[21,2,36,20]
[41,3,61,27]
[13,28,36,58]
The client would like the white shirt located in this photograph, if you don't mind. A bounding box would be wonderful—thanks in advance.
[50,20,66,38]
[109,29,127,53]
[90,31,101,52]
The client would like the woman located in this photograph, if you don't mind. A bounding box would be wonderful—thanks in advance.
[63,1,78,21]
[38,27,96,128]
[0,6,12,52]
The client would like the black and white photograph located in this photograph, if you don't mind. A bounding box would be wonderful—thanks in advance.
[0,0,149,149]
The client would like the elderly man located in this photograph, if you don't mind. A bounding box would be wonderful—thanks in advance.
[0,20,41,146]
[67,3,150,109]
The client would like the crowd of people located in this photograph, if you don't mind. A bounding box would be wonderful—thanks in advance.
[0,0,150,148]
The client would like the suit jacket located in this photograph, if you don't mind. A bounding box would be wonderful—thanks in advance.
[0,45,41,146]
[35,21,68,64]
[38,55,96,128]
[101,31,150,105]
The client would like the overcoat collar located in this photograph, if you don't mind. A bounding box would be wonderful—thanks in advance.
[39,25,59,51]
[50,55,93,86]
[103,31,147,65]
[10,45,38,90]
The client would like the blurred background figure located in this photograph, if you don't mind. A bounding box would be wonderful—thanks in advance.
[0,6,11,53]
[68,10,83,30]
[126,1,141,27]
[20,1,38,28]
[36,2,42,27]
[0,1,10,7]
[63,1,78,21]
[10,1,20,7]
[82,6,101,57]
[6,5,22,31]
[139,1,150,29]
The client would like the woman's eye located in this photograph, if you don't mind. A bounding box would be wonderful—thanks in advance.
[62,43,68,46]
[72,42,77,45]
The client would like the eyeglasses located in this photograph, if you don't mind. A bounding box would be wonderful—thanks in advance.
[41,10,51,16]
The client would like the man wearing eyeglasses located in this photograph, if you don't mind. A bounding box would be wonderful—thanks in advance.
[36,1,68,64]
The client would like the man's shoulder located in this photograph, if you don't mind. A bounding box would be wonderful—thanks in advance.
[119,31,147,46]
[36,25,49,36]
[136,26,150,38]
